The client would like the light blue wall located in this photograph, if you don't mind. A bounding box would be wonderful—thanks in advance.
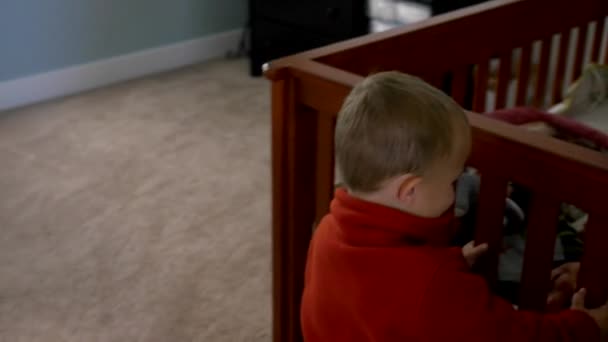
[0,0,247,81]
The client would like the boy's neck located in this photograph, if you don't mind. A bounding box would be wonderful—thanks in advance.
[347,187,414,216]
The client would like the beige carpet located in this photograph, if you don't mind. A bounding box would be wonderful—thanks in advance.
[0,58,272,341]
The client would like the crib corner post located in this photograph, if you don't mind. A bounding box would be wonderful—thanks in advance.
[270,75,318,342]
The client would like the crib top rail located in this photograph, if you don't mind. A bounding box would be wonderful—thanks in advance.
[468,112,608,210]
[265,0,607,81]
[272,59,608,208]
[267,0,608,115]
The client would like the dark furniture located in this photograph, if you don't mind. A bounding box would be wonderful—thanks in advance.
[249,0,489,76]
[249,0,368,76]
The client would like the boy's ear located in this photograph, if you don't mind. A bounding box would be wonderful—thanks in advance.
[396,174,422,204]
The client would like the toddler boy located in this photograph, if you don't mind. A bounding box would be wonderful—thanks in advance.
[300,71,608,341]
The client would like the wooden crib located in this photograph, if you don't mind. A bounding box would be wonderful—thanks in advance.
[263,0,608,341]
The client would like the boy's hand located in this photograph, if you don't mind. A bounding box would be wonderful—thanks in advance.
[462,241,488,268]
[571,288,608,339]
[547,262,580,311]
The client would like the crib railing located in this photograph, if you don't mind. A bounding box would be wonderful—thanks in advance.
[314,0,607,113]
[467,113,608,311]
[265,1,608,342]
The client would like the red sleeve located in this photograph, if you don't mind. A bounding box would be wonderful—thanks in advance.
[419,264,600,342]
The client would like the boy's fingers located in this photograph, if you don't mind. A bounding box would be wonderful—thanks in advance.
[472,243,489,256]
[546,291,567,312]
[547,292,558,304]
[551,273,568,289]
[571,288,587,309]
[547,290,569,307]
[551,267,564,280]
[551,266,565,281]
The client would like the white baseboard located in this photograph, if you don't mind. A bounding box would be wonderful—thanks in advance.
[0,28,243,112]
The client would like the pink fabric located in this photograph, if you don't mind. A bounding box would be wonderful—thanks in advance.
[484,107,608,150]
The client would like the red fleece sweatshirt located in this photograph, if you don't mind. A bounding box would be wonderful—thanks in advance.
[301,188,599,342]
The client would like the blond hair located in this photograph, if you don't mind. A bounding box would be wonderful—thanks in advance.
[335,71,466,193]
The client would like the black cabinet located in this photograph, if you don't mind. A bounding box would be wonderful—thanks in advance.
[431,0,489,15]
[249,0,368,76]
[249,0,489,76]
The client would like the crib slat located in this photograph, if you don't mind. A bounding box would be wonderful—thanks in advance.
[451,67,469,107]
[315,114,336,224]
[286,104,318,307]
[516,45,532,106]
[534,37,552,107]
[473,174,509,287]
[552,30,571,104]
[573,25,589,80]
[473,61,489,113]
[518,195,561,312]
[578,213,608,309]
[495,53,512,109]
[591,18,606,63]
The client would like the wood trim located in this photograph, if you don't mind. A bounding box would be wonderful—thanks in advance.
[0,29,244,111]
